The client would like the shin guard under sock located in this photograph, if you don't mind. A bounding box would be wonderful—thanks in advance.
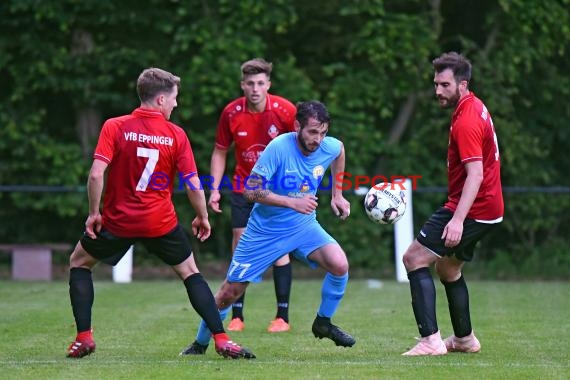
[318,272,348,318]
[273,263,292,322]
[184,273,224,334]
[69,267,94,333]
[442,275,472,338]
[407,267,438,337]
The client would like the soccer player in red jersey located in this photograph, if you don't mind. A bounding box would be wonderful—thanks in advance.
[206,58,296,333]
[401,52,504,356]
[65,67,254,359]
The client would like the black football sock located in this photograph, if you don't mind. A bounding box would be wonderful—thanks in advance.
[442,275,472,338]
[69,267,94,333]
[183,273,224,334]
[231,293,245,321]
[407,267,438,337]
[273,263,292,322]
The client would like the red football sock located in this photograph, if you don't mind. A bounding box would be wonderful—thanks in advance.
[77,329,93,340]
[212,332,230,344]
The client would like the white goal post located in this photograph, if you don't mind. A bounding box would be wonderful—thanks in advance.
[394,179,413,282]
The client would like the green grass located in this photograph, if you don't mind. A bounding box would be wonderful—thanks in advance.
[0,278,568,379]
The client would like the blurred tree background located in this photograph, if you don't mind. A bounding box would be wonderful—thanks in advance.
[1,0,569,279]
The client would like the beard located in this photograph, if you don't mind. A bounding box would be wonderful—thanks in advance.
[438,88,461,109]
[298,134,319,153]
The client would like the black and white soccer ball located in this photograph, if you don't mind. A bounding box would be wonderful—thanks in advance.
[363,183,407,224]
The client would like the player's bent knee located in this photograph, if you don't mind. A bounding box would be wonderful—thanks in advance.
[69,242,97,268]
[328,260,349,276]
[402,241,435,271]
[402,252,430,272]
[402,252,415,271]
[172,257,200,279]
[275,254,290,266]
[435,262,461,282]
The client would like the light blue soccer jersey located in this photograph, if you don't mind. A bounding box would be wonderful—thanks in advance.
[247,132,342,234]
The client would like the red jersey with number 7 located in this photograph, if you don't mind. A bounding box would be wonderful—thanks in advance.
[93,107,197,237]
[445,92,504,223]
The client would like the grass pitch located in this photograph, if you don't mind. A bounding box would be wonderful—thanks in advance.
[0,278,568,379]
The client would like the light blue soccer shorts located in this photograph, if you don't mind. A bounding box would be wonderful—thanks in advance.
[227,221,337,283]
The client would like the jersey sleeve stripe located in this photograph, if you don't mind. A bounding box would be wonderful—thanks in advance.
[94,153,112,163]
[180,171,198,180]
[461,156,483,163]
[214,143,230,150]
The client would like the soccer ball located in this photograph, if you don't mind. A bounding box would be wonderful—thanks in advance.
[363,183,407,224]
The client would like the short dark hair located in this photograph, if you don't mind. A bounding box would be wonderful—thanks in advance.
[241,58,273,79]
[296,100,331,128]
[432,52,472,83]
[137,68,180,103]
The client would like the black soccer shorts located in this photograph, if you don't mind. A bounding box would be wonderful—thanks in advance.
[416,207,497,262]
[230,191,254,229]
[80,224,193,266]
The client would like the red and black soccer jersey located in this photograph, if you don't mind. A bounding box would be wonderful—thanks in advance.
[93,107,197,237]
[215,94,296,193]
[445,92,504,222]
